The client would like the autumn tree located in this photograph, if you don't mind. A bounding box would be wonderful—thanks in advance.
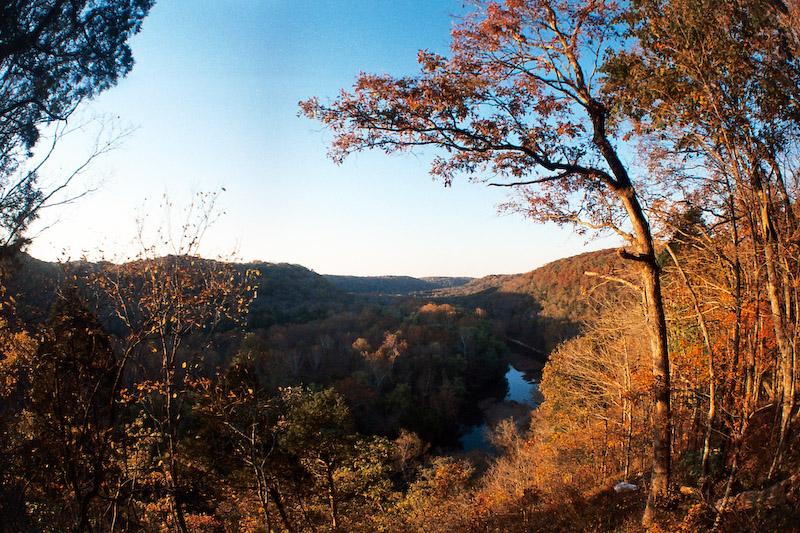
[92,192,256,532]
[300,0,671,522]
[603,0,800,487]
[542,297,651,480]
[25,286,121,531]
[395,455,476,532]
[0,0,153,248]
[198,363,298,532]
[0,311,36,528]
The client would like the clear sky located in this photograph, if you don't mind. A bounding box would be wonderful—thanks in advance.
[26,0,618,277]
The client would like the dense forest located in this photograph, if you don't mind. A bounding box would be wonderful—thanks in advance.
[3,0,800,531]
[0,248,598,531]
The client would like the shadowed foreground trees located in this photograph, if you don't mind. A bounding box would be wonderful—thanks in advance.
[26,288,120,530]
[0,0,153,248]
[0,250,517,531]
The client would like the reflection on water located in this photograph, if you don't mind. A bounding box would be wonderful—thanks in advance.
[459,420,494,452]
[460,362,539,452]
[504,365,540,406]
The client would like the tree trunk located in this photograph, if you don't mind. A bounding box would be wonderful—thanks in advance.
[163,343,188,533]
[640,257,672,526]
[665,245,716,483]
[587,98,671,527]
[606,190,671,527]
[253,464,272,533]
[167,428,188,533]
[326,462,338,530]
[751,171,796,479]
[269,484,293,533]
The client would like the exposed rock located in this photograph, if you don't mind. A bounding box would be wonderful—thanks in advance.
[614,482,639,493]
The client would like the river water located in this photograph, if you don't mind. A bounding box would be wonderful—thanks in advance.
[459,361,541,452]
[505,365,540,405]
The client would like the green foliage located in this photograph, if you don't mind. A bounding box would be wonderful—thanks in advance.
[281,387,355,459]
[243,261,351,329]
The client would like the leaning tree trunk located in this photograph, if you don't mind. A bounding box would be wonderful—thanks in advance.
[268,484,293,533]
[325,461,338,530]
[639,251,672,525]
[588,99,672,527]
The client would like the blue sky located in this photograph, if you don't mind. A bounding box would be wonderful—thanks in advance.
[27,0,617,277]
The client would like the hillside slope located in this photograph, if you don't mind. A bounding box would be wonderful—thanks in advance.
[434,249,627,351]
[5,250,627,353]
[3,254,352,330]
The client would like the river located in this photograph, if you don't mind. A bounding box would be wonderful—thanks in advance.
[460,353,543,452]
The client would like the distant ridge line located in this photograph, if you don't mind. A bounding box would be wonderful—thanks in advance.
[323,274,474,295]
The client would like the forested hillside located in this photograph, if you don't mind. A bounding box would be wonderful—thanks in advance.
[4,249,612,362]
[4,255,346,326]
[324,274,473,296]
[242,262,353,328]
[436,249,625,352]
